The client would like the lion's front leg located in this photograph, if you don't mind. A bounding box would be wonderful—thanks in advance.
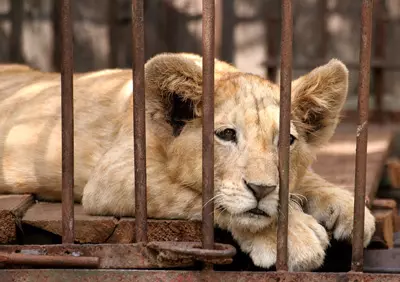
[294,171,376,247]
[230,208,329,271]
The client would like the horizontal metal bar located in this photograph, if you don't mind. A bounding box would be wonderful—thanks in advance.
[2,270,400,282]
[0,252,99,268]
[147,241,236,264]
[0,242,236,269]
[0,244,179,269]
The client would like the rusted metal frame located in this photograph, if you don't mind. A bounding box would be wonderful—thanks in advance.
[4,270,400,282]
[146,241,236,265]
[201,0,215,253]
[0,243,234,269]
[0,252,99,268]
[132,0,148,243]
[373,1,387,123]
[276,0,293,271]
[9,0,24,63]
[352,0,373,272]
[60,0,75,245]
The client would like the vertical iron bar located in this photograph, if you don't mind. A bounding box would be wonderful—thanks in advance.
[132,0,148,243]
[202,0,215,251]
[352,0,373,272]
[60,0,74,244]
[373,1,386,123]
[276,0,293,272]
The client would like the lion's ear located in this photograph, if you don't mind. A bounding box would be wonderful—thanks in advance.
[291,59,349,147]
[145,53,203,136]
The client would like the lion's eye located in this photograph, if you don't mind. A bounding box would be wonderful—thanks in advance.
[290,134,296,145]
[215,128,237,143]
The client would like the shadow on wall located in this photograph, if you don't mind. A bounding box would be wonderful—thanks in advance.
[0,28,9,62]
[114,0,203,68]
[0,0,203,72]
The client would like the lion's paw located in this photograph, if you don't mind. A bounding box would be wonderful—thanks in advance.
[329,204,375,247]
[286,212,329,271]
[234,211,329,272]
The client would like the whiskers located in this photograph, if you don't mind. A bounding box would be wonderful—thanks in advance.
[277,193,307,219]
[290,192,307,207]
[202,193,223,209]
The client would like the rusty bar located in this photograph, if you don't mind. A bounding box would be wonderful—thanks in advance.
[0,243,194,269]
[202,0,215,252]
[5,270,400,282]
[276,0,293,272]
[147,241,236,265]
[352,0,373,272]
[132,0,148,243]
[9,0,24,63]
[373,1,386,123]
[0,252,99,268]
[60,0,75,244]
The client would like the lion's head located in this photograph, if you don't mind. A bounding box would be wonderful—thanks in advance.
[144,53,348,231]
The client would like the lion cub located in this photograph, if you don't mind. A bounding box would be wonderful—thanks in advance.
[0,53,375,271]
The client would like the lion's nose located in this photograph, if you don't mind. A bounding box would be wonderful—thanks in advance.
[245,181,276,201]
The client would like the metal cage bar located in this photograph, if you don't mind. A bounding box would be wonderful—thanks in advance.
[0,0,384,276]
[132,0,148,243]
[276,0,293,271]
[352,0,373,272]
[201,0,215,251]
[60,0,75,244]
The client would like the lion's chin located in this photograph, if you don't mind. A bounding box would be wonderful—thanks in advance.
[232,212,275,233]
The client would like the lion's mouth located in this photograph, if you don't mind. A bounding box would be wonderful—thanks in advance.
[247,208,269,217]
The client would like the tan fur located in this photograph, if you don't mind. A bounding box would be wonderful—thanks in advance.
[0,53,375,271]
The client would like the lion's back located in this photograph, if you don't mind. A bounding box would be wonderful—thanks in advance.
[0,65,134,200]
